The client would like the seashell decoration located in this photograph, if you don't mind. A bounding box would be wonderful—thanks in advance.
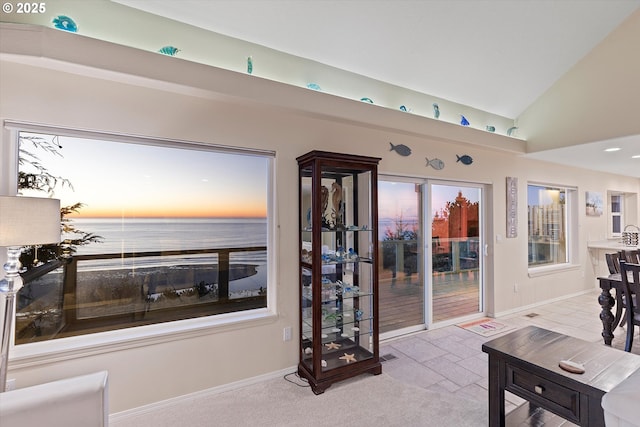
[158,46,180,56]
[52,15,77,32]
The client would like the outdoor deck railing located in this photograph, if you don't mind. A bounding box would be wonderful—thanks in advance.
[17,246,267,343]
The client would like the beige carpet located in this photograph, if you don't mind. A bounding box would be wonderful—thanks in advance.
[111,373,487,426]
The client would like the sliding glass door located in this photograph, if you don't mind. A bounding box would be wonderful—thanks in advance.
[378,179,424,334]
[378,178,485,334]
[429,183,484,324]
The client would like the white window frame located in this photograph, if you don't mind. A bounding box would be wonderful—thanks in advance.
[527,182,579,276]
[3,122,278,365]
[608,191,624,238]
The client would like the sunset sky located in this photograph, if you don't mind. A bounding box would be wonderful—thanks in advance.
[19,133,268,218]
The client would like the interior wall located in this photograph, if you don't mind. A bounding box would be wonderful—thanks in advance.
[1,32,639,412]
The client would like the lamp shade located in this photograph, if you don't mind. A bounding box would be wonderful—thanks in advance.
[0,196,61,247]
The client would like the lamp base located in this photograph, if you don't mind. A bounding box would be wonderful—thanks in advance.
[0,246,25,392]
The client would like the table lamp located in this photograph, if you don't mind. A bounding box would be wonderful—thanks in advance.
[0,196,60,392]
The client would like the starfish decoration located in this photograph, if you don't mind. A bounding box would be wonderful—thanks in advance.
[325,342,341,350]
[339,353,357,363]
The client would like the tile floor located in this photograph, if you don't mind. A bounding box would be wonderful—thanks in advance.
[379,290,640,416]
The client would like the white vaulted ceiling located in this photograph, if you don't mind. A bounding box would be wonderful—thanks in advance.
[106,1,640,176]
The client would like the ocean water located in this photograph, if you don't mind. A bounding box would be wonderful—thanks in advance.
[68,218,268,293]
[71,217,267,255]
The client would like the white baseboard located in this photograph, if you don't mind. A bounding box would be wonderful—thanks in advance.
[109,365,297,423]
[493,288,596,318]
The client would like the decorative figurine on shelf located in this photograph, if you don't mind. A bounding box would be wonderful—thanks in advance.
[331,181,343,229]
[507,126,518,136]
[321,185,330,229]
[247,56,253,74]
[158,46,180,56]
[460,115,470,126]
[336,246,346,260]
[355,309,364,321]
[52,15,78,32]
[307,83,322,91]
[433,103,440,119]
[348,248,357,259]
[486,125,496,132]
[339,353,357,363]
[325,342,341,350]
[360,97,374,103]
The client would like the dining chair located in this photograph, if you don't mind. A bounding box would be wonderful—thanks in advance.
[605,253,626,328]
[619,261,640,352]
[606,252,621,274]
[620,249,640,264]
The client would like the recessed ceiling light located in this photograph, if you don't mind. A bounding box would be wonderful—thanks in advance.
[604,147,621,152]
[632,155,640,159]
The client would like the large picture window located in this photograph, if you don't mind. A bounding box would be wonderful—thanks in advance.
[527,183,575,268]
[15,131,273,344]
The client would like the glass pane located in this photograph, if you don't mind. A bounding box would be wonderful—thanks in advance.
[431,185,481,322]
[378,181,423,333]
[611,195,621,213]
[528,185,567,266]
[612,215,621,234]
[16,132,270,342]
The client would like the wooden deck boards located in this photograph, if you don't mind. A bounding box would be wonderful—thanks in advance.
[379,269,480,333]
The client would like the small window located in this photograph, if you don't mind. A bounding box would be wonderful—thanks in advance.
[610,192,623,237]
[527,184,575,268]
[16,131,273,343]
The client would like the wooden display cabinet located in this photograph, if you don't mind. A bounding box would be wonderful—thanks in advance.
[297,150,382,394]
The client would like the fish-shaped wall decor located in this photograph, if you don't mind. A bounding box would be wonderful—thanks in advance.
[456,154,473,165]
[460,115,470,126]
[389,142,412,157]
[426,157,445,170]
[52,15,77,32]
[158,46,180,56]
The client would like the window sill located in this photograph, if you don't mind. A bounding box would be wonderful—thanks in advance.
[527,263,581,278]
[10,308,277,369]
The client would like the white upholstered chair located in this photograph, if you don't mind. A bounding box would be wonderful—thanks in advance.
[0,370,109,427]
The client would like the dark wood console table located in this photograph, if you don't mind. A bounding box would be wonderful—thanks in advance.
[482,326,640,426]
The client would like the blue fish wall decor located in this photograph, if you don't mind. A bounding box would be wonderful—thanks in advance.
[456,154,473,165]
[460,115,470,126]
[389,142,412,157]
[52,15,77,32]
[158,46,180,56]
